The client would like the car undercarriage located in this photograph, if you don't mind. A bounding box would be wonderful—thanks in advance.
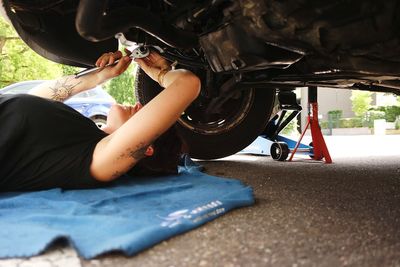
[2,0,400,158]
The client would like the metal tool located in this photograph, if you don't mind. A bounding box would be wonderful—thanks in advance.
[75,46,150,78]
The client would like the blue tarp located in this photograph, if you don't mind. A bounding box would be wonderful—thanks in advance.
[0,156,254,259]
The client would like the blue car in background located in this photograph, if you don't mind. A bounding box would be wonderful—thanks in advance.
[0,80,115,128]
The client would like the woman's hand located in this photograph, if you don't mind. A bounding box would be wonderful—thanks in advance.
[95,50,132,84]
[135,52,171,86]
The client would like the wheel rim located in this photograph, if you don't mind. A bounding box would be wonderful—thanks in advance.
[178,89,255,135]
[271,143,282,159]
[274,146,282,158]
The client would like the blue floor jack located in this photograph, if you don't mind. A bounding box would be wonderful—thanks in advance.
[240,87,332,163]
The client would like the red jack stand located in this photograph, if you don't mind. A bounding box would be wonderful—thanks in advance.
[289,86,332,163]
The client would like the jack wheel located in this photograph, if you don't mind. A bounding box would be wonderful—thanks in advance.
[309,142,314,159]
[270,142,289,161]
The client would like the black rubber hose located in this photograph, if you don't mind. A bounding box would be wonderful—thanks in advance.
[75,0,198,49]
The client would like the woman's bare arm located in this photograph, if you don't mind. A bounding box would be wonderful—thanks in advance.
[90,55,201,181]
[29,51,131,102]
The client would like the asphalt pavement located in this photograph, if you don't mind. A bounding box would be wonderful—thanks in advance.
[1,135,399,267]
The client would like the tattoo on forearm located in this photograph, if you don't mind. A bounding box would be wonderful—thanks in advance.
[50,77,81,101]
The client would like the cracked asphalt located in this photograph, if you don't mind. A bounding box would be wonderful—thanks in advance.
[0,135,399,267]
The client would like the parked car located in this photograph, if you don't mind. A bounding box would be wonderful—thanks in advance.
[1,0,400,159]
[0,80,115,128]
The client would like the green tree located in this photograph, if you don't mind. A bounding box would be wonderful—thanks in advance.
[1,16,130,102]
[0,17,64,87]
[350,90,372,117]
[61,64,80,76]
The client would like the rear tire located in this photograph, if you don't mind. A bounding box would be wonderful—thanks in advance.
[134,68,276,159]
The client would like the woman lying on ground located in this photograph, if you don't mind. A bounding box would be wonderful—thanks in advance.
[0,51,200,191]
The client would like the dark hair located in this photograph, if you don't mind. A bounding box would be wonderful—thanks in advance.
[128,125,185,176]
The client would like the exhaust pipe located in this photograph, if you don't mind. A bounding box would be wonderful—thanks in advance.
[75,0,198,49]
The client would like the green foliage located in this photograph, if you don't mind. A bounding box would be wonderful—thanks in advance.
[327,109,343,117]
[327,109,343,128]
[364,110,386,128]
[369,105,400,122]
[0,17,64,87]
[61,64,80,76]
[339,117,363,128]
[104,65,136,105]
[322,116,363,129]
[320,121,328,129]
[350,91,372,117]
[103,44,137,104]
[280,112,299,135]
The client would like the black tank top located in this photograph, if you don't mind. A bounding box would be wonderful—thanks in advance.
[0,94,108,191]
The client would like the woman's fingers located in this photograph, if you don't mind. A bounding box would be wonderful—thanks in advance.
[110,55,132,76]
[149,52,169,69]
[95,54,106,67]
[135,58,161,82]
[96,53,110,68]
[135,58,151,72]
[96,51,123,68]
[96,55,132,82]
[133,102,142,111]
[147,53,157,62]
[124,48,132,56]
[96,50,166,70]
[135,51,174,84]
[106,51,123,67]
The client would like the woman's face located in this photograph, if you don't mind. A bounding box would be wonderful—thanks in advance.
[103,103,142,134]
